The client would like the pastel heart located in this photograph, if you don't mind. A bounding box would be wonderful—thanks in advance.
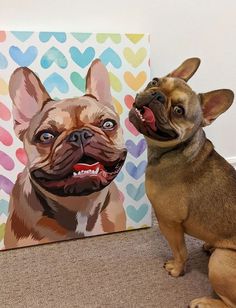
[0,127,13,146]
[0,175,14,195]
[124,71,147,91]
[96,33,121,44]
[125,139,146,158]
[126,204,148,223]
[0,31,6,42]
[16,148,28,165]
[41,47,68,69]
[125,118,139,136]
[70,72,85,92]
[39,32,66,43]
[0,223,6,241]
[99,48,122,68]
[0,102,11,121]
[69,47,95,68]
[126,160,147,180]
[11,31,33,42]
[115,170,124,182]
[0,78,8,95]
[71,33,92,42]
[0,52,8,69]
[124,47,147,68]
[0,150,15,170]
[109,72,122,92]
[113,98,123,115]
[9,46,38,66]
[126,34,144,44]
[0,199,9,216]
[124,95,135,109]
[44,73,69,93]
[126,182,145,201]
[119,191,125,203]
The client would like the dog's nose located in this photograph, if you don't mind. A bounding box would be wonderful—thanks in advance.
[134,91,166,108]
[151,91,166,104]
[68,129,94,147]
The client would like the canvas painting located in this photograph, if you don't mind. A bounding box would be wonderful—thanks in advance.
[0,31,151,250]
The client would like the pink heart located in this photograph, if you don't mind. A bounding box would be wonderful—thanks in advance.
[124,95,134,110]
[119,190,125,203]
[0,102,11,121]
[0,127,13,146]
[125,118,139,136]
[16,148,28,165]
[0,150,15,170]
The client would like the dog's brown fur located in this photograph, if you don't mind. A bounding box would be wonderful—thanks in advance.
[129,58,236,307]
[4,59,127,249]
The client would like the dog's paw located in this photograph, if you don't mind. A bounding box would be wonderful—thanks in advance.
[163,259,185,277]
[189,297,227,308]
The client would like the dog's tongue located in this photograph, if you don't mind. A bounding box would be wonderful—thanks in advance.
[73,162,104,172]
[143,106,157,130]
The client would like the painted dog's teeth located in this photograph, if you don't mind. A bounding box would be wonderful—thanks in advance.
[73,168,100,176]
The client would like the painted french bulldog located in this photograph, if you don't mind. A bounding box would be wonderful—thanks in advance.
[4,59,127,249]
[129,58,236,307]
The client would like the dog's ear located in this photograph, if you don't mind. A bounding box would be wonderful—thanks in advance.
[9,67,51,140]
[167,58,201,82]
[85,59,113,107]
[200,89,234,126]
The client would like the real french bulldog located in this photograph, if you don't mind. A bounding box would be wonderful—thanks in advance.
[4,59,127,249]
[129,58,236,307]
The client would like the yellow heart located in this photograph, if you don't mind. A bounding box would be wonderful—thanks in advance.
[0,78,8,95]
[126,34,144,44]
[113,97,123,115]
[124,71,147,91]
[127,226,135,230]
[0,223,6,241]
[109,72,122,92]
[124,47,147,68]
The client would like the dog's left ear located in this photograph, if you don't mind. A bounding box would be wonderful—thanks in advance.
[167,58,201,82]
[85,59,113,107]
[200,89,234,126]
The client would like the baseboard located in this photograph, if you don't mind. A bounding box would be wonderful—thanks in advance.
[226,156,236,168]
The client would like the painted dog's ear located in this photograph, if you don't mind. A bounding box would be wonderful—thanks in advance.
[167,58,201,82]
[200,89,234,126]
[9,67,51,140]
[85,59,113,108]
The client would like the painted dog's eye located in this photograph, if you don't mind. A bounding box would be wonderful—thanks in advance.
[101,119,117,130]
[36,131,56,144]
[173,105,185,116]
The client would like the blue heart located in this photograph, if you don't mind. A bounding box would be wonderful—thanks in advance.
[41,47,68,69]
[71,33,91,42]
[11,31,33,42]
[125,139,146,158]
[126,183,145,201]
[69,47,95,68]
[115,170,124,183]
[99,48,122,68]
[44,73,69,94]
[0,52,8,69]
[126,161,147,180]
[39,32,66,43]
[9,46,38,66]
[0,199,9,216]
[126,204,149,223]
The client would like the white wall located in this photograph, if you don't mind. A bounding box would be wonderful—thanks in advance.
[1,0,236,158]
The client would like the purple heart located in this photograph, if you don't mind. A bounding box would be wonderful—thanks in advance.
[125,139,146,158]
[126,161,147,180]
[0,175,14,195]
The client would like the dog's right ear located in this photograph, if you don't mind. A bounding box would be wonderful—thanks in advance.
[9,67,51,140]
[167,58,201,82]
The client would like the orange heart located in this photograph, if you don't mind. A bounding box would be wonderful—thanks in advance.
[0,31,6,42]
[124,71,147,91]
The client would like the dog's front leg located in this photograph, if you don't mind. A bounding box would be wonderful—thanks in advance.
[158,220,187,277]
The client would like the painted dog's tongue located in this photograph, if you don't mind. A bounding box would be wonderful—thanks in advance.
[143,106,157,130]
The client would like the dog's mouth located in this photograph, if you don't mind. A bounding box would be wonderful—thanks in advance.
[132,106,178,141]
[32,154,126,196]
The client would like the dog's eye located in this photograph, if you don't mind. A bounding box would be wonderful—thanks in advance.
[173,105,185,116]
[36,131,56,143]
[149,78,159,87]
[101,119,117,130]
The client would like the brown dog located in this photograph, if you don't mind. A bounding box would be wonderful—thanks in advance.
[129,58,236,307]
[4,59,127,249]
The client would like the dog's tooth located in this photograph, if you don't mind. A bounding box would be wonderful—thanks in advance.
[73,172,77,176]
[95,167,99,174]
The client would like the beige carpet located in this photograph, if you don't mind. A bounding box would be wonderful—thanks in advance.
[0,216,214,308]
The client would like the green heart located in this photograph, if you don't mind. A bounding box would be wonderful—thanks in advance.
[124,47,147,68]
[70,72,85,92]
[71,33,92,42]
[126,34,144,44]
[96,33,121,44]
[0,223,6,241]
[109,72,122,92]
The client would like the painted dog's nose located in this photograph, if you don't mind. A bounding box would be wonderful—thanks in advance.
[68,129,94,147]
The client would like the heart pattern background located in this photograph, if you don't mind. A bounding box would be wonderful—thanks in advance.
[0,31,151,250]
